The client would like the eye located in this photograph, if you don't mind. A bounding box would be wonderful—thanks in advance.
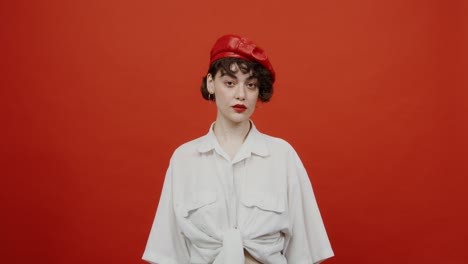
[247,82,258,89]
[224,80,236,87]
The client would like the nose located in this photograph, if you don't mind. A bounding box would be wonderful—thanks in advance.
[235,84,246,101]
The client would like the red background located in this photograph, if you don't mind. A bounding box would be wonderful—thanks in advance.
[1,0,467,263]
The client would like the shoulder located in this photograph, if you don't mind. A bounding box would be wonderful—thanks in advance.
[169,134,208,161]
[256,131,306,168]
[259,132,297,154]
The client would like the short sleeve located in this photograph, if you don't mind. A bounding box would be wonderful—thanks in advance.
[284,149,334,264]
[142,162,190,264]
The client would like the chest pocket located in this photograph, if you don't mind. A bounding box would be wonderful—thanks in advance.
[178,191,217,218]
[241,192,285,213]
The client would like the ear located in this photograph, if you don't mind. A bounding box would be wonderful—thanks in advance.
[206,73,215,94]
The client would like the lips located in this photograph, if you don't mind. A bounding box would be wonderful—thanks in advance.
[232,104,247,112]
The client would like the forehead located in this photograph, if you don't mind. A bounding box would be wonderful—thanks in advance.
[216,70,255,80]
[216,63,254,78]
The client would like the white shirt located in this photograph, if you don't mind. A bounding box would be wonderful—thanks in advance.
[143,122,334,264]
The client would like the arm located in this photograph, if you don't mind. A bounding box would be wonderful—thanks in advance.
[284,149,334,264]
[142,163,190,264]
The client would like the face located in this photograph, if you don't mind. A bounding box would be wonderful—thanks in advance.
[206,63,259,125]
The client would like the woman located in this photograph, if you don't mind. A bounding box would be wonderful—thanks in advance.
[143,34,334,264]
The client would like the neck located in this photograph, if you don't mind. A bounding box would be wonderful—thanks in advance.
[213,119,251,145]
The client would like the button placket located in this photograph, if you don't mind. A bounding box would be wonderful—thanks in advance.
[229,162,238,229]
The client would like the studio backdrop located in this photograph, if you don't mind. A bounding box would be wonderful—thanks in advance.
[1,0,467,263]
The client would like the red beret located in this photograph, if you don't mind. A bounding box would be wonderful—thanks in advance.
[209,34,276,81]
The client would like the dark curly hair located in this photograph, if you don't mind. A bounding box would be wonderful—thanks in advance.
[200,57,274,102]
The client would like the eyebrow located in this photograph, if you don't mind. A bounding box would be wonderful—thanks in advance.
[220,72,237,79]
[219,72,257,81]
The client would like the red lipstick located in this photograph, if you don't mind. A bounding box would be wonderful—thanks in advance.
[232,104,247,112]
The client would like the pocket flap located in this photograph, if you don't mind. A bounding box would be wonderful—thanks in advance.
[179,191,217,217]
[241,192,285,213]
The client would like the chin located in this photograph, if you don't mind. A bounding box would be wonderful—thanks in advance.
[228,115,251,124]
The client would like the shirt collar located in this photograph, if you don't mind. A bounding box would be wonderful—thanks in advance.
[197,121,270,158]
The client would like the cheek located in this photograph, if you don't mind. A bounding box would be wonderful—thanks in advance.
[214,92,229,108]
[215,91,229,102]
[249,90,260,102]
